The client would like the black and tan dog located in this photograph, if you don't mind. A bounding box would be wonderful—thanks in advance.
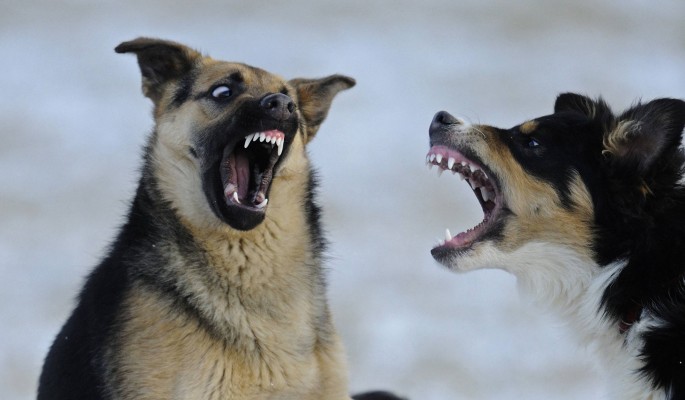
[37,37,373,400]
[426,94,685,399]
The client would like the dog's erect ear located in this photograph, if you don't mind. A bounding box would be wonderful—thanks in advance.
[115,37,201,103]
[603,98,685,175]
[289,75,355,142]
[555,92,614,123]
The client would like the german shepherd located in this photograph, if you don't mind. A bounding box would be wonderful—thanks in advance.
[426,94,685,399]
[38,37,364,400]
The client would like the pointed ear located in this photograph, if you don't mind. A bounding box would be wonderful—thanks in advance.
[555,92,614,121]
[603,98,685,175]
[115,37,201,103]
[289,74,355,142]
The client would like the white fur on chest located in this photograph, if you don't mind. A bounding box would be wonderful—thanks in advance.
[463,241,668,399]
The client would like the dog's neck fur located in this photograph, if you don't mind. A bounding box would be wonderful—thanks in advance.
[130,145,328,347]
[490,242,668,399]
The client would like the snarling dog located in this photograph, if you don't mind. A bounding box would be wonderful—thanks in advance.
[37,37,357,400]
[426,94,685,399]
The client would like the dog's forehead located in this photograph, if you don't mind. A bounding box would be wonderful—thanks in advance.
[195,59,287,91]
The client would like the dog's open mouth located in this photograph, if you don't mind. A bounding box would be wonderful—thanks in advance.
[426,145,504,254]
[220,129,285,211]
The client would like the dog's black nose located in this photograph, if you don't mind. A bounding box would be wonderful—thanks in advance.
[429,111,462,139]
[431,111,461,130]
[260,93,295,121]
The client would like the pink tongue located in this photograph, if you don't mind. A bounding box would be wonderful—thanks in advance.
[235,151,250,200]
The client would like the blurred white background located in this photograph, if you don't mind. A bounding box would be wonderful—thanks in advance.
[1,1,683,399]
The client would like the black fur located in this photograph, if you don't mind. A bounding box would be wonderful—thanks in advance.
[515,94,685,397]
[352,391,407,400]
[37,146,204,399]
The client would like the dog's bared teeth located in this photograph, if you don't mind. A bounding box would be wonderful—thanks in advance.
[232,191,241,204]
[277,138,284,156]
[253,133,260,142]
[447,157,455,170]
[445,228,453,241]
[436,154,443,164]
[255,198,268,209]
[224,183,236,197]
[259,133,267,142]
[244,134,254,148]
[481,187,490,202]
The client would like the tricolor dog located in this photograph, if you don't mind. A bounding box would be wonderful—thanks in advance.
[426,94,685,399]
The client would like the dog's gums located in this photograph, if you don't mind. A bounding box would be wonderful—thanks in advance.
[220,130,285,211]
[426,145,502,250]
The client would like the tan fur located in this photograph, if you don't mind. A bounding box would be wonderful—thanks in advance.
[602,120,639,158]
[519,120,538,134]
[108,39,353,400]
[467,125,594,257]
[110,282,347,400]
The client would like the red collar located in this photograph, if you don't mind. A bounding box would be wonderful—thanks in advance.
[619,304,642,334]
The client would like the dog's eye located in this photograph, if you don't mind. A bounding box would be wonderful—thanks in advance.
[211,85,232,99]
[527,138,540,148]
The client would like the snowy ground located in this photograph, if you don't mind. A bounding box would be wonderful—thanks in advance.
[1,1,684,399]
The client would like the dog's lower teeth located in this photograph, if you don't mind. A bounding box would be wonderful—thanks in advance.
[255,198,268,209]
[232,191,240,204]
[224,183,236,197]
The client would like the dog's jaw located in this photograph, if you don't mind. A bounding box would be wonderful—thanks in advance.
[221,131,286,211]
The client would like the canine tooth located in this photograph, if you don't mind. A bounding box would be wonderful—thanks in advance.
[481,187,490,202]
[244,134,254,148]
[436,154,443,164]
[255,198,268,209]
[445,229,453,241]
[277,139,284,156]
[447,157,455,169]
[224,183,236,196]
[232,191,241,204]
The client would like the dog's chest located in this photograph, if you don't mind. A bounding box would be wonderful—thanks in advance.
[108,288,324,400]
